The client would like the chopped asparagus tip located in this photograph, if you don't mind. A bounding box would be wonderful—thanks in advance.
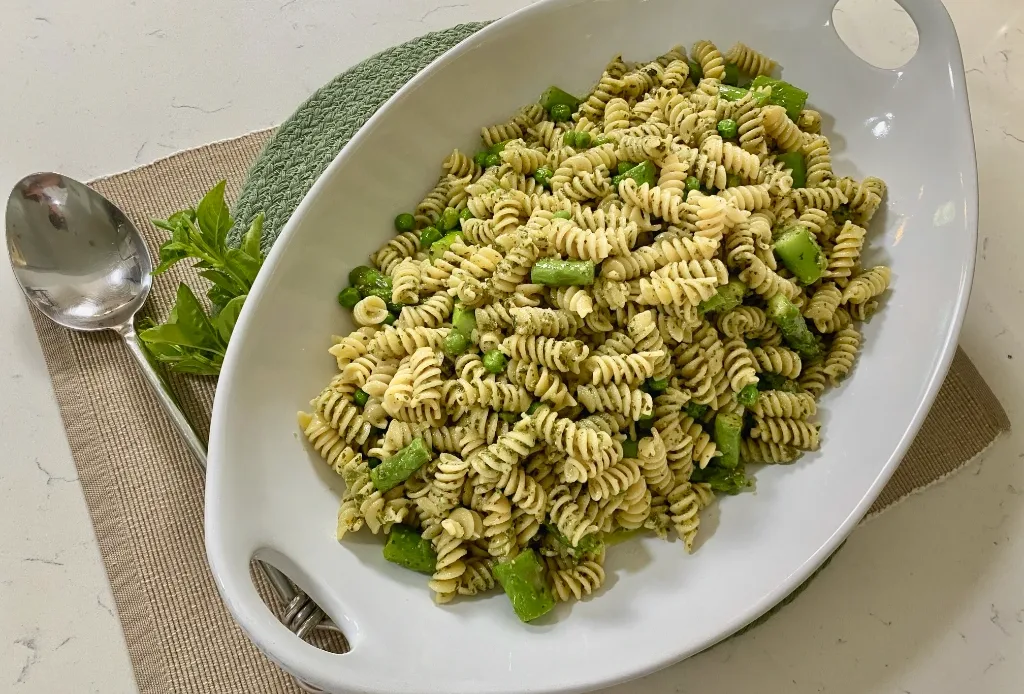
[530,258,595,286]
[383,525,437,574]
[750,75,809,121]
[539,86,581,113]
[714,412,743,470]
[430,231,463,260]
[698,279,747,314]
[773,226,826,285]
[718,84,749,102]
[614,160,657,188]
[767,293,822,361]
[451,305,477,337]
[723,62,740,86]
[370,438,431,492]
[775,151,807,189]
[472,151,490,167]
[494,549,557,623]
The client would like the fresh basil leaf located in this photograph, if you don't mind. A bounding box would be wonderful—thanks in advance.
[154,240,192,274]
[206,284,235,309]
[169,284,222,349]
[140,339,190,361]
[169,354,223,376]
[225,248,261,286]
[199,269,245,298]
[195,180,231,252]
[152,218,176,232]
[214,294,246,343]
[242,212,264,263]
[138,322,209,350]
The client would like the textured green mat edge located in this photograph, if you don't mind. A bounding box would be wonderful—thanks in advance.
[229,20,842,647]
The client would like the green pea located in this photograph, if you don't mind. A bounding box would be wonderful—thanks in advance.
[367,457,382,469]
[617,161,636,175]
[383,312,399,326]
[419,226,442,248]
[393,213,415,232]
[717,118,739,140]
[348,265,378,288]
[443,330,470,358]
[553,210,572,219]
[440,207,460,232]
[592,134,611,147]
[473,151,490,167]
[534,166,554,188]
[488,140,510,155]
[353,389,369,407]
[484,153,501,168]
[562,131,578,148]
[684,176,701,193]
[550,103,572,122]
[575,131,592,149]
[483,349,508,374]
[336,287,361,309]
[459,208,473,222]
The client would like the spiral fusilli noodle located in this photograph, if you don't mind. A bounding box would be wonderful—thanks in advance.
[308,38,893,614]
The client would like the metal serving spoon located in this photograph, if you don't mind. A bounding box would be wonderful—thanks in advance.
[5,172,337,688]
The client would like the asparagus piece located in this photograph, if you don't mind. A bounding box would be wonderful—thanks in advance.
[429,231,463,260]
[493,549,557,623]
[530,258,595,286]
[690,463,751,495]
[370,438,431,492]
[773,225,826,285]
[714,412,743,470]
[621,438,639,459]
[767,293,822,361]
[451,304,477,337]
[775,151,807,189]
[751,75,808,121]
[612,160,657,188]
[539,86,581,114]
[685,402,709,420]
[383,524,437,574]
[698,279,747,314]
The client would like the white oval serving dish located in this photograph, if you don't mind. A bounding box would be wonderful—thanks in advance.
[206,1,977,692]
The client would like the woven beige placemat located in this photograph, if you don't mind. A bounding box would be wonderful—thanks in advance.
[26,129,1009,692]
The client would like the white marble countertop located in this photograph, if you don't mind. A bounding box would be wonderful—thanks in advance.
[0,0,1021,692]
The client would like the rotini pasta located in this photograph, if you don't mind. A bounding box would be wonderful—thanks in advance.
[303,39,892,617]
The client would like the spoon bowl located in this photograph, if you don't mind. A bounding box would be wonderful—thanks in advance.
[6,172,152,332]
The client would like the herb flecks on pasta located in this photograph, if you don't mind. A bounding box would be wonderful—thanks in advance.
[301,39,891,622]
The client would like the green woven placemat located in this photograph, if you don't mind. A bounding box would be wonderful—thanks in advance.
[227,19,834,638]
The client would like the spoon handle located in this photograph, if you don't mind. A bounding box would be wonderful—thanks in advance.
[115,324,334,651]
[117,324,209,468]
